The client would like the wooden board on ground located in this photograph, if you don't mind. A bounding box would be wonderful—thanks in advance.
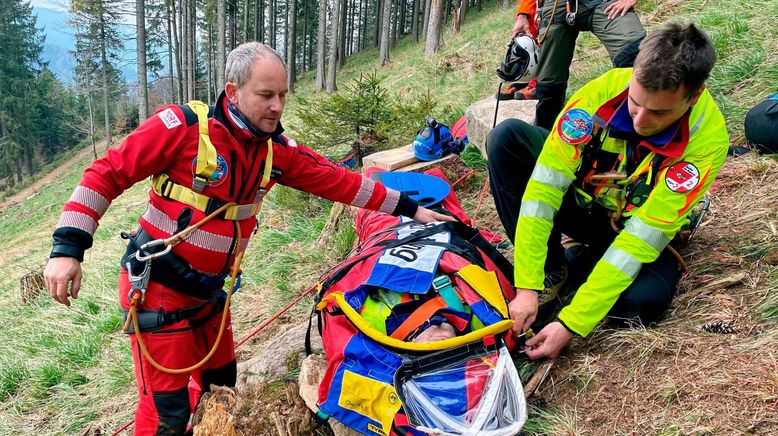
[362,144,417,171]
[362,144,456,173]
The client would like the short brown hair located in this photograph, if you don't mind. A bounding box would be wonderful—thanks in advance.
[634,23,716,99]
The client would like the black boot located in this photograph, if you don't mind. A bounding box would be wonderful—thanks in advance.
[534,82,567,131]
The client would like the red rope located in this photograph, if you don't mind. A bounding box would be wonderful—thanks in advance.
[234,285,317,349]
[111,284,318,434]
[110,420,133,436]
[451,169,476,187]
[471,176,490,226]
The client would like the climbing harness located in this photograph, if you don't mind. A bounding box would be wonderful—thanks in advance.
[121,100,274,374]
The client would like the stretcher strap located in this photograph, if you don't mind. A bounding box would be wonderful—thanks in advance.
[389,296,447,340]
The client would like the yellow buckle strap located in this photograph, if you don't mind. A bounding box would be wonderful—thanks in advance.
[151,139,274,221]
[187,100,218,193]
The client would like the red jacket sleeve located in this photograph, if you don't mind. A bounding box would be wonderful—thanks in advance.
[516,0,536,17]
[50,106,192,261]
[275,136,419,218]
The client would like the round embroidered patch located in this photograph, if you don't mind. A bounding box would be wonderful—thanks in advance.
[191,154,229,187]
[665,162,700,193]
[557,108,594,145]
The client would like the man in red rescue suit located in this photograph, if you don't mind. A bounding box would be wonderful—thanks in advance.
[43,42,451,435]
[487,23,729,360]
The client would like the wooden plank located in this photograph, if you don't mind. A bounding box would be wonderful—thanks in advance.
[362,145,417,171]
[397,153,456,172]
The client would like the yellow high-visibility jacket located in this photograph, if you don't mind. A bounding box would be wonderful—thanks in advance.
[514,68,729,336]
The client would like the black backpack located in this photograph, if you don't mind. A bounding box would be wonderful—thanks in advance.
[744,91,778,154]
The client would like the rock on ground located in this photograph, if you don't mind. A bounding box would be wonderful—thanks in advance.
[465,97,535,157]
[236,321,323,389]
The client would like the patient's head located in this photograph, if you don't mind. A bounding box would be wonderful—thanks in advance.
[412,322,456,343]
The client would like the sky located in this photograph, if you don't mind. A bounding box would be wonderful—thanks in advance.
[30,0,68,11]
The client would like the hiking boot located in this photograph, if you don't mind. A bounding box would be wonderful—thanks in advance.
[537,265,568,305]
[497,82,531,101]
[497,83,520,100]
[516,85,536,100]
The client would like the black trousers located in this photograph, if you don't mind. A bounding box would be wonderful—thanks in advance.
[486,119,679,328]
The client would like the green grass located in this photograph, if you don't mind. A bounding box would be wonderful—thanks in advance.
[0,0,776,433]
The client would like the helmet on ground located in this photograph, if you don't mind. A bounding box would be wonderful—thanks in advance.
[413,116,460,161]
[496,34,539,83]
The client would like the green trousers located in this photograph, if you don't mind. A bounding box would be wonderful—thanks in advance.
[537,0,646,83]
[533,0,645,129]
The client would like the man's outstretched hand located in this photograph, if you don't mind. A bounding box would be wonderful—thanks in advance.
[524,321,574,360]
[412,206,456,224]
[44,257,82,307]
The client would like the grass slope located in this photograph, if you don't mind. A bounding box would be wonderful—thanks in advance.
[0,0,775,434]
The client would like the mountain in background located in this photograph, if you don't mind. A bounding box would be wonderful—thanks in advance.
[33,6,137,84]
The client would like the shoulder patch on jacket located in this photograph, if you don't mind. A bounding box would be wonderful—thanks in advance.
[284,135,298,147]
[665,162,700,193]
[157,108,183,129]
[557,108,593,145]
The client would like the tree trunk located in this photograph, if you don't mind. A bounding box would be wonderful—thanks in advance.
[411,0,420,43]
[347,0,354,57]
[360,0,368,51]
[181,0,189,100]
[170,0,183,102]
[99,14,112,146]
[189,0,196,100]
[244,0,250,42]
[424,0,442,58]
[253,0,262,41]
[166,0,175,102]
[459,0,468,27]
[259,0,265,41]
[325,0,340,92]
[399,0,406,37]
[422,0,431,43]
[270,0,276,48]
[207,20,213,103]
[478,0,483,12]
[389,0,396,48]
[373,0,378,47]
[302,0,309,71]
[315,0,326,91]
[287,0,297,91]
[378,0,391,65]
[217,0,226,87]
[87,96,96,159]
[136,0,148,120]
[229,0,237,49]
[338,0,347,68]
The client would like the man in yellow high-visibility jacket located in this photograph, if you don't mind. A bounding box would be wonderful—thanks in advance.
[486,23,729,360]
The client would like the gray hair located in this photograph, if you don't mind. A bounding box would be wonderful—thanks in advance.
[225,42,287,87]
[634,22,716,100]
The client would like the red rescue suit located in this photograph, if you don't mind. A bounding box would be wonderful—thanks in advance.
[50,92,419,435]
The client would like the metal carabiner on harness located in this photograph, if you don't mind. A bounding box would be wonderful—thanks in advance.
[126,259,151,304]
[135,238,173,262]
[565,0,578,26]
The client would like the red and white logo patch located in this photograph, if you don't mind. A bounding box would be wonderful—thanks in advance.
[665,162,700,193]
[157,108,182,129]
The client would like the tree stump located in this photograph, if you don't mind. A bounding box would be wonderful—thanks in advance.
[20,270,45,304]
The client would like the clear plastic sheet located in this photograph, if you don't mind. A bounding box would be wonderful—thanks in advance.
[398,344,527,436]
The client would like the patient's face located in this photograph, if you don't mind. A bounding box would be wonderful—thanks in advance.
[413,322,456,343]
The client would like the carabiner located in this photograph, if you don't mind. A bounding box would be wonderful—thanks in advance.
[135,239,172,262]
[126,260,150,304]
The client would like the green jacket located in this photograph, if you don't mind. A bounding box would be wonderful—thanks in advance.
[514,68,729,336]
